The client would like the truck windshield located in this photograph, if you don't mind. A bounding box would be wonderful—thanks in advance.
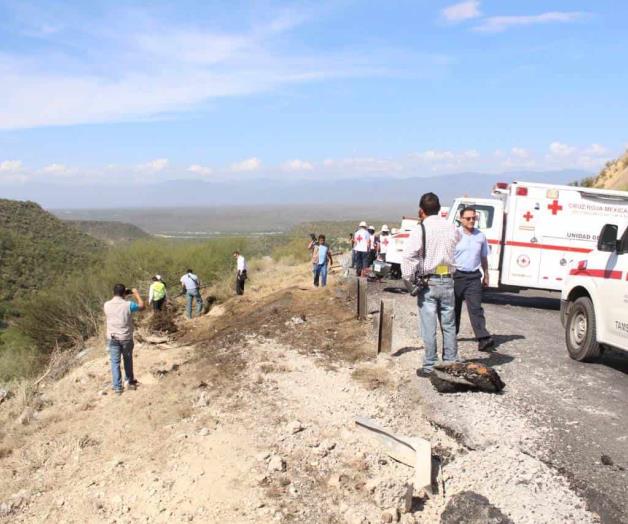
[454,204,495,230]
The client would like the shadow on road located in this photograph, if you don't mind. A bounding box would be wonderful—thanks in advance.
[391,346,421,357]
[595,348,628,375]
[483,292,560,310]
[467,351,515,366]
[458,334,525,348]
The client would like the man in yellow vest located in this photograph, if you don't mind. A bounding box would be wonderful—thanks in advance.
[148,275,167,311]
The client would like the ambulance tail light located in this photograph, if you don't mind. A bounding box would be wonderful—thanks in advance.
[495,182,508,190]
[576,260,587,271]
[516,186,528,196]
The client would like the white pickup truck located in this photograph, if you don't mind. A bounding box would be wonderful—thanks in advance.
[561,223,628,361]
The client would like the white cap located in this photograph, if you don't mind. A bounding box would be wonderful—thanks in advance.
[359,220,367,227]
[367,225,375,231]
[155,274,162,280]
[381,224,389,232]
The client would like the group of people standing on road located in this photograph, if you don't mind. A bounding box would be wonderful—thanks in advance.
[103,253,248,394]
[351,221,392,277]
[401,192,494,377]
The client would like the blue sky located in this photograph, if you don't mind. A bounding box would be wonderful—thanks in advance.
[0,0,626,185]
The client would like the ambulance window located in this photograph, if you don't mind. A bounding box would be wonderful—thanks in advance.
[455,204,494,230]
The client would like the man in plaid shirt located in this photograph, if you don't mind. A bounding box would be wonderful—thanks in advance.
[402,192,461,376]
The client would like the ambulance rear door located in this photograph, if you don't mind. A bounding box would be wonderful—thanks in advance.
[449,198,504,288]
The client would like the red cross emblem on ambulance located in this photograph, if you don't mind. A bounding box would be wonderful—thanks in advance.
[548,200,563,215]
[523,211,534,222]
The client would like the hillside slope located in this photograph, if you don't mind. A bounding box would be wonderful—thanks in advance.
[0,199,103,304]
[592,150,628,190]
[66,220,150,245]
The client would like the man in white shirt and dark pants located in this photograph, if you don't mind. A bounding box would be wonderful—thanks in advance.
[233,251,247,295]
[353,221,371,277]
[402,192,461,377]
[454,207,494,351]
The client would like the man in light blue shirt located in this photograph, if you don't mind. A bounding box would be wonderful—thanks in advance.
[454,207,494,351]
[312,234,333,287]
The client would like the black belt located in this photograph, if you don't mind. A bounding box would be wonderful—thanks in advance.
[427,273,452,278]
[455,269,481,274]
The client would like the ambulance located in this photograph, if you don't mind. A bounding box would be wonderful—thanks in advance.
[561,223,628,362]
[448,181,628,291]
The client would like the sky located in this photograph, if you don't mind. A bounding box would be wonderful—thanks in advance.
[0,0,627,186]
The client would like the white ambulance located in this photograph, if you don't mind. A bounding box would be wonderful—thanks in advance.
[448,181,628,291]
[561,223,628,361]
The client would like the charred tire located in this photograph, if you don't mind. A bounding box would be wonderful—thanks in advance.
[565,297,601,362]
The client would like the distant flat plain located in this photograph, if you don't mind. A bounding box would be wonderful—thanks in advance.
[52,203,414,238]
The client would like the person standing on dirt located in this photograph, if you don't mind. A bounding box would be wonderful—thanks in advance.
[454,207,494,351]
[148,275,167,311]
[104,284,145,394]
[353,221,371,276]
[311,234,333,287]
[233,251,248,295]
[402,192,461,377]
[180,269,203,318]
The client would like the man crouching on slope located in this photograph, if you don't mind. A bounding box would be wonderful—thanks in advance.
[104,284,145,395]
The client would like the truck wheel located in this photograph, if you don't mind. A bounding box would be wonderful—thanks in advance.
[565,297,601,362]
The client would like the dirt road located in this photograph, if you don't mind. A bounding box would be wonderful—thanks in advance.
[376,282,628,524]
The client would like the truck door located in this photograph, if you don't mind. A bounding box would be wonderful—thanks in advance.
[450,199,504,288]
[604,226,628,348]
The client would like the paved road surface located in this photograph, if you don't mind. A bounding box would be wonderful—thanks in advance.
[375,281,628,523]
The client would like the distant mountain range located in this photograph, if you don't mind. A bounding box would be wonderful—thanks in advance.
[0,169,589,209]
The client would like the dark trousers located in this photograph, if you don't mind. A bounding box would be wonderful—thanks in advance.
[236,271,246,295]
[152,298,165,311]
[454,270,490,339]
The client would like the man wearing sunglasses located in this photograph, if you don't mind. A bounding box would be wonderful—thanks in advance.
[454,207,494,352]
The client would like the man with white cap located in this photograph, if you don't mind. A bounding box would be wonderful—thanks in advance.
[353,221,371,276]
[378,225,390,262]
[148,275,167,311]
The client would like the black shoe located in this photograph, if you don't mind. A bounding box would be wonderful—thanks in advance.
[127,380,138,390]
[416,369,433,378]
[478,337,495,352]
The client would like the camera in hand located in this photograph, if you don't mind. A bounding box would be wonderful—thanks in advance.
[310,233,317,241]
[124,288,133,296]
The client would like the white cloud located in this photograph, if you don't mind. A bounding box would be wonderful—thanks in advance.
[413,150,455,161]
[187,164,213,176]
[0,7,443,130]
[230,157,261,172]
[549,141,576,157]
[511,147,529,158]
[474,11,584,33]
[463,149,480,159]
[42,163,72,175]
[442,1,481,23]
[281,159,314,172]
[0,160,23,172]
[137,158,169,172]
[583,143,608,156]
[322,157,402,173]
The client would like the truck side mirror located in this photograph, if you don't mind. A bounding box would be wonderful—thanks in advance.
[597,224,618,252]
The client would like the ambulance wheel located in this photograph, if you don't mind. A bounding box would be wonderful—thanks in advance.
[565,297,601,362]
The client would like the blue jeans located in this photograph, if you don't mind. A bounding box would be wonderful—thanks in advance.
[314,263,328,287]
[186,290,203,318]
[417,277,458,372]
[107,338,135,391]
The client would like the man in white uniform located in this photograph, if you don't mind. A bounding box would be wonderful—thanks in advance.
[233,251,248,295]
[353,221,371,276]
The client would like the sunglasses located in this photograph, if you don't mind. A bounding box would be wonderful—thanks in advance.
[461,216,476,221]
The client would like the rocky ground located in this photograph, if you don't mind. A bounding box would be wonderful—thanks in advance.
[0,261,619,523]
